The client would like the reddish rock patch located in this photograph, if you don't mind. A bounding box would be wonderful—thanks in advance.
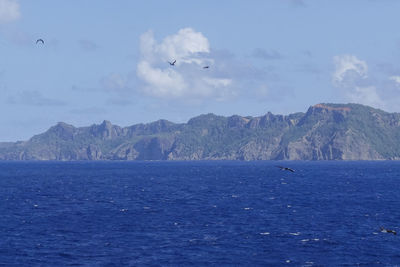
[313,104,351,112]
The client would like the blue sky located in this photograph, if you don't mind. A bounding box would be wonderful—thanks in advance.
[1,0,400,141]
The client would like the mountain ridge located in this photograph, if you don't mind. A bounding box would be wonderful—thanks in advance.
[1,103,400,160]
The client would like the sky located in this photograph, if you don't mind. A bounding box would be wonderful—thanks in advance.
[1,0,400,141]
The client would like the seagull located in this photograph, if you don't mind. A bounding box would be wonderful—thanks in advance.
[36,39,44,44]
[203,66,210,69]
[276,166,295,173]
[168,60,176,66]
[380,227,397,235]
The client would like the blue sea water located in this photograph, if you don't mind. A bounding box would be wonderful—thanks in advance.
[1,161,400,266]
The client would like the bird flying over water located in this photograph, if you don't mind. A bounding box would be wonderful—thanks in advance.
[276,166,295,173]
[380,227,397,235]
[168,60,176,66]
[36,39,44,44]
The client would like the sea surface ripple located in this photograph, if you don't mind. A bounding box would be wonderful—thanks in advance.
[1,161,400,266]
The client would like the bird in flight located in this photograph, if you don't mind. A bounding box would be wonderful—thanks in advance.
[276,166,295,172]
[168,60,176,66]
[203,66,210,69]
[380,227,397,235]
[36,39,44,44]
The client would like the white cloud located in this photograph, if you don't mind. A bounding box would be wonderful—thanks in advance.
[137,61,186,97]
[389,76,400,85]
[332,54,386,108]
[0,0,20,23]
[136,28,233,100]
[156,28,210,65]
[346,86,385,109]
[332,54,368,86]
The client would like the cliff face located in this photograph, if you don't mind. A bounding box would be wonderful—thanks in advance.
[1,103,400,160]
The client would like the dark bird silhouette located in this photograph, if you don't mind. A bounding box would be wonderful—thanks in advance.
[203,66,210,69]
[380,227,397,235]
[276,166,295,173]
[168,60,176,66]
[36,39,44,44]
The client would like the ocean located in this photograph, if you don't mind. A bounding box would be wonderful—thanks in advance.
[1,161,400,266]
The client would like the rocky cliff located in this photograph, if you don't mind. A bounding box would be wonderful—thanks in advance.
[1,103,399,160]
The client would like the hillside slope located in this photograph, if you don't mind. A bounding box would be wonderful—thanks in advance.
[1,103,399,160]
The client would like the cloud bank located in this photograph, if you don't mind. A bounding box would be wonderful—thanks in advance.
[136,28,233,100]
[0,0,20,23]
